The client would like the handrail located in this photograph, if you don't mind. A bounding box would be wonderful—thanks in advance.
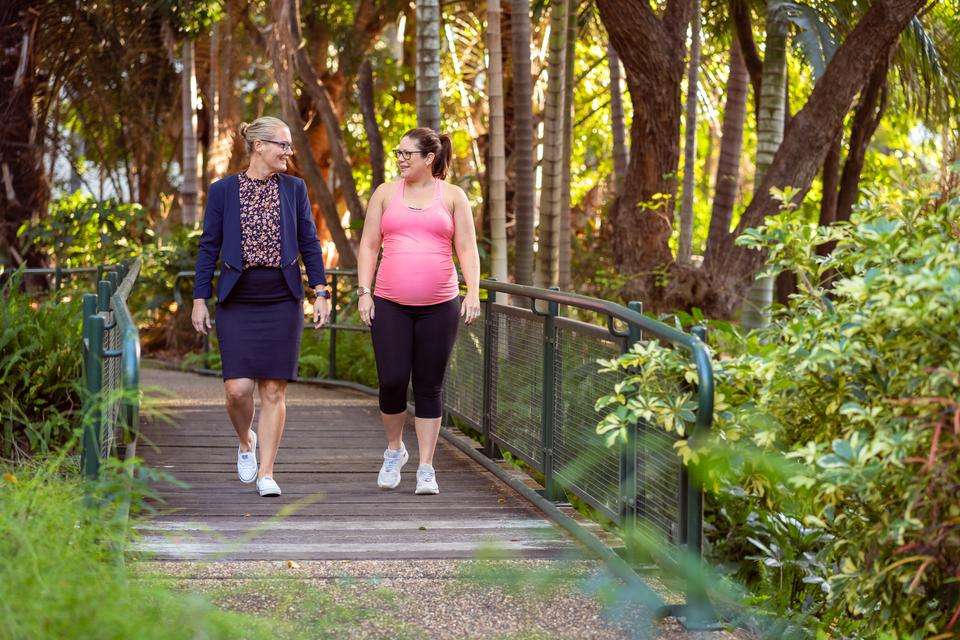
[80,259,141,479]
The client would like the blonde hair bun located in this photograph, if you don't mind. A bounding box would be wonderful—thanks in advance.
[239,122,251,138]
[240,116,288,154]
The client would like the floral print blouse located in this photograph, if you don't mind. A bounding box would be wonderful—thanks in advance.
[238,172,282,269]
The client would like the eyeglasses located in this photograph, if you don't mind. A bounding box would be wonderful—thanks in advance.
[261,139,294,153]
[393,148,423,161]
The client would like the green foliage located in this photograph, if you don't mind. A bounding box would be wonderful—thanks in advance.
[0,272,83,457]
[596,173,960,637]
[0,458,280,640]
[18,192,148,268]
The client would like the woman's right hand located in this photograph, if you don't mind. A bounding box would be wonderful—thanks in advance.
[192,299,212,334]
[358,294,375,326]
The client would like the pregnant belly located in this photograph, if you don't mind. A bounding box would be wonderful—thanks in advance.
[375,252,458,305]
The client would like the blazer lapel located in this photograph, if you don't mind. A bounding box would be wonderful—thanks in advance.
[278,175,296,265]
[222,174,243,269]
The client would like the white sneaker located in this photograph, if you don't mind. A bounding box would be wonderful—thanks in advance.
[415,464,439,495]
[377,444,409,489]
[256,476,281,497]
[237,431,258,483]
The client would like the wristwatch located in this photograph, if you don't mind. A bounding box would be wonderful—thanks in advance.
[357,286,372,298]
[315,288,331,300]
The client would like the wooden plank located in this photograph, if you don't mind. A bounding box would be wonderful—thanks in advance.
[138,368,580,562]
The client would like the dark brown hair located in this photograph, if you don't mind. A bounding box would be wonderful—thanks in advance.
[402,127,452,179]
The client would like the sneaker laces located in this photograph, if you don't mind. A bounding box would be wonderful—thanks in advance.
[418,467,435,483]
[383,448,403,472]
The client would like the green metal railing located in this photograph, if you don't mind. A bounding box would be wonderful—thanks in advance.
[5,265,119,293]
[80,260,141,479]
[174,267,716,625]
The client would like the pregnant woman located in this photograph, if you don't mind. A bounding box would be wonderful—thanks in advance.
[356,127,481,495]
[191,116,331,497]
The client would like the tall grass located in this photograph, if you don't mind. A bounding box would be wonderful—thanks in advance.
[0,453,277,640]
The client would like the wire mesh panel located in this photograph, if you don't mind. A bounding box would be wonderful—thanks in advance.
[443,305,485,428]
[101,308,122,457]
[553,320,625,521]
[636,420,683,543]
[488,304,545,469]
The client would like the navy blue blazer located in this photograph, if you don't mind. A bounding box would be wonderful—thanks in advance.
[192,173,327,302]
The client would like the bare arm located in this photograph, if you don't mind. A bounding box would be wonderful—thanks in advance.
[452,186,480,296]
[451,185,481,324]
[357,183,388,325]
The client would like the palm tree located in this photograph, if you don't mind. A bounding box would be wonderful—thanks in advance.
[703,35,748,267]
[416,0,442,131]
[536,0,570,288]
[740,1,788,330]
[677,0,701,265]
[487,0,508,282]
[558,0,577,290]
[511,0,536,285]
[180,38,200,225]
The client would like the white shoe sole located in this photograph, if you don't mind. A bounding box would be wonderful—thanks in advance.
[258,486,281,497]
[415,484,440,495]
[237,431,258,484]
[377,449,409,489]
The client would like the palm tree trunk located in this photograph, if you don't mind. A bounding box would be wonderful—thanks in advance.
[704,36,748,266]
[677,0,701,264]
[181,39,200,225]
[741,2,787,330]
[487,0,508,282]
[358,58,386,190]
[416,0,442,131]
[535,0,569,288]
[511,0,536,285]
[558,0,576,290]
[608,41,628,194]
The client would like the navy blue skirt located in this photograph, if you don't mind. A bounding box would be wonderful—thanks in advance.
[215,267,303,381]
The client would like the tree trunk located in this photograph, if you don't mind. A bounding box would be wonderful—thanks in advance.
[286,0,366,224]
[730,0,763,123]
[704,36,748,267]
[416,0,442,131]
[608,41,628,195]
[535,0,570,288]
[181,39,201,225]
[709,0,927,313]
[358,58,386,191]
[677,0,702,265]
[835,52,890,224]
[558,0,576,290]
[819,133,842,228]
[268,0,356,266]
[0,1,46,267]
[595,0,692,295]
[511,0,536,285]
[487,0,508,282]
[741,1,788,330]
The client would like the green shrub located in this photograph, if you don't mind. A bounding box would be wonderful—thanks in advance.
[0,272,83,457]
[596,178,960,637]
[0,457,278,640]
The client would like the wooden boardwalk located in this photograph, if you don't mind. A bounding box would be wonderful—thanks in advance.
[135,367,588,561]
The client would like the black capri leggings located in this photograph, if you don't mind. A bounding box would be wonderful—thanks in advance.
[370,295,460,419]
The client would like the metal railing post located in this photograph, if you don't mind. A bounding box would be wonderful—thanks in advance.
[540,290,563,502]
[620,301,642,531]
[481,283,500,459]
[328,273,339,379]
[97,280,111,312]
[82,313,105,479]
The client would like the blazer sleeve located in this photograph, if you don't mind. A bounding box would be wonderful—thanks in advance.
[296,178,328,289]
[193,181,224,299]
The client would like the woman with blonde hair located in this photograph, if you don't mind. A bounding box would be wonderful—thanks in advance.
[191,116,331,497]
[356,127,481,495]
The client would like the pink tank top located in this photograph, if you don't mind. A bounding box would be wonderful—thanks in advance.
[374,179,460,306]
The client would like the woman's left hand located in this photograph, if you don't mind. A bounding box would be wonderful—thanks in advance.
[313,297,331,328]
[461,293,481,325]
